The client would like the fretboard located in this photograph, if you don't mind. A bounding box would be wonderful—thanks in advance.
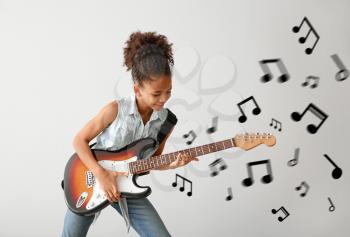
[128,138,235,174]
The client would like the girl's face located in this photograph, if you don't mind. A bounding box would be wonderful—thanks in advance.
[134,75,172,111]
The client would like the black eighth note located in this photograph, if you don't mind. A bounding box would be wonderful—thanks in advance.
[292,16,320,55]
[270,118,282,132]
[271,206,290,222]
[242,159,273,187]
[259,58,290,83]
[301,75,319,89]
[291,103,328,134]
[295,181,310,197]
[183,130,196,145]
[209,158,227,177]
[172,174,193,196]
[237,96,261,123]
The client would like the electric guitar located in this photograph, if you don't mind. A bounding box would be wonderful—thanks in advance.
[63,132,276,216]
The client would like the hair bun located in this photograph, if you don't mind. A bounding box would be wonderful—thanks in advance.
[123,31,174,72]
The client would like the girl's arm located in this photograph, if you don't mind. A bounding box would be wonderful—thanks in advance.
[72,101,127,202]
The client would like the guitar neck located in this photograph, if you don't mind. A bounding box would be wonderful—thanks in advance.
[129,138,236,174]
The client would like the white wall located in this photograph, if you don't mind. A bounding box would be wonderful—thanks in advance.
[0,0,349,236]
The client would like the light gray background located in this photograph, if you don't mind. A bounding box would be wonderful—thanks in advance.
[0,0,349,236]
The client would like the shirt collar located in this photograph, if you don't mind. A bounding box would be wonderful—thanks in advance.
[127,94,165,121]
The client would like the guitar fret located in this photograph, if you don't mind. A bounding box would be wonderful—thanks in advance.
[189,148,196,157]
[203,144,209,155]
[134,163,137,173]
[166,154,169,163]
[142,161,145,171]
[130,163,134,174]
[219,141,224,150]
[169,153,174,162]
[132,163,135,174]
[196,147,203,156]
[209,143,216,152]
[149,157,152,166]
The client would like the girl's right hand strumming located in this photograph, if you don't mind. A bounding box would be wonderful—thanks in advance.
[95,169,128,203]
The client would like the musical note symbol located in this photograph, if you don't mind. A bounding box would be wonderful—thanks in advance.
[237,96,261,123]
[323,154,342,179]
[242,159,273,187]
[183,130,196,145]
[226,187,233,201]
[301,75,319,89]
[331,54,349,81]
[328,197,335,212]
[172,174,193,196]
[270,118,282,131]
[288,148,300,167]
[292,16,320,55]
[291,103,328,134]
[295,181,309,197]
[271,206,290,222]
[209,158,227,177]
[207,116,218,134]
[259,58,290,83]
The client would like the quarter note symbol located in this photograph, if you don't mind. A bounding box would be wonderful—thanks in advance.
[323,154,342,179]
[302,75,319,89]
[226,187,233,201]
[242,159,273,187]
[207,116,218,134]
[291,103,328,134]
[271,206,290,222]
[237,96,261,123]
[328,197,335,212]
[331,54,349,81]
[295,181,310,197]
[288,148,300,167]
[292,16,320,55]
[270,118,282,131]
[209,158,227,177]
[183,130,196,145]
[259,58,290,83]
[172,174,193,196]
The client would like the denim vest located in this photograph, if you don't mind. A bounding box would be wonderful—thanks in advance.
[91,94,168,158]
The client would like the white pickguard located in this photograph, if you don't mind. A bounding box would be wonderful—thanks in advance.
[86,156,146,210]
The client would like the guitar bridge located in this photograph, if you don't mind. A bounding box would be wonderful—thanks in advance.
[86,171,95,188]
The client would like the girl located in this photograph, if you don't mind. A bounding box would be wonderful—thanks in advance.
[61,31,198,237]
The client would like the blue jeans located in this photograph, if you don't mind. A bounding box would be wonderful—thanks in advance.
[61,197,171,237]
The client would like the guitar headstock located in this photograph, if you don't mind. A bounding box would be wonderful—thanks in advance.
[233,132,276,151]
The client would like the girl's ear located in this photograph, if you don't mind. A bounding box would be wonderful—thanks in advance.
[134,83,141,97]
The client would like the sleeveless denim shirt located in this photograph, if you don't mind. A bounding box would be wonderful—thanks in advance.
[90,94,169,232]
[92,93,168,157]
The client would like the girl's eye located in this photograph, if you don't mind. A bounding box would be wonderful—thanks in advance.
[152,91,171,97]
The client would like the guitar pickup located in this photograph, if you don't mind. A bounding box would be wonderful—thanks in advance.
[86,171,95,188]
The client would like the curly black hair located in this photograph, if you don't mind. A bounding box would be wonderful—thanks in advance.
[123,31,174,87]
